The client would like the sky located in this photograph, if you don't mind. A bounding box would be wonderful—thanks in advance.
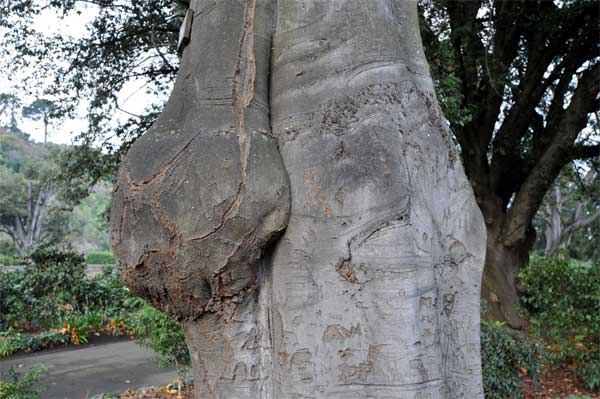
[0,5,158,146]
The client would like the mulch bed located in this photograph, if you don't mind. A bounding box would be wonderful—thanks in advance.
[523,362,599,398]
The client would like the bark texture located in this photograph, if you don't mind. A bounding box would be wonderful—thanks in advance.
[481,216,533,328]
[111,1,289,396]
[112,1,486,398]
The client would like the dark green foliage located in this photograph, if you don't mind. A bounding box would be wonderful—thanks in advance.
[0,247,129,332]
[0,256,19,266]
[481,321,543,399]
[0,239,17,257]
[0,366,46,399]
[519,255,600,389]
[577,350,600,391]
[418,4,473,128]
[51,145,118,207]
[128,304,190,369]
[0,329,71,357]
[85,251,115,265]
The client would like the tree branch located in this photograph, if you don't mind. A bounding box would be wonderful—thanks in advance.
[446,0,485,103]
[568,144,600,161]
[488,1,597,192]
[502,64,600,246]
[561,208,600,242]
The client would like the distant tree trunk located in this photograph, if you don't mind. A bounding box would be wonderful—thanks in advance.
[111,1,487,397]
[540,179,600,256]
[542,186,565,254]
[2,184,52,255]
[43,117,48,144]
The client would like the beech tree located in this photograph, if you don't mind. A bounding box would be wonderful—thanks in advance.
[421,0,600,326]
[111,1,486,398]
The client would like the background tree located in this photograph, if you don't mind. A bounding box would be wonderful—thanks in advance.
[0,128,64,255]
[420,0,600,326]
[568,216,600,264]
[536,167,599,256]
[22,99,57,144]
[0,94,23,134]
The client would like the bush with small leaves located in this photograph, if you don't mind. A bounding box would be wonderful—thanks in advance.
[0,366,46,399]
[127,304,190,370]
[481,320,543,399]
[520,255,600,389]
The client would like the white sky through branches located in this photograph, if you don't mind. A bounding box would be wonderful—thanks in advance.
[0,5,157,146]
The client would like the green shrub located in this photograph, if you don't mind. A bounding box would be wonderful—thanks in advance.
[127,304,190,369]
[0,329,71,357]
[577,349,600,391]
[13,247,87,327]
[0,256,19,266]
[0,249,140,336]
[0,249,136,330]
[0,271,24,329]
[0,330,22,357]
[85,251,115,265]
[519,255,600,389]
[481,321,543,399]
[0,240,17,258]
[0,366,46,399]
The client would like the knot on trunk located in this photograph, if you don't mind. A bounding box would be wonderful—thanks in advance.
[111,127,290,320]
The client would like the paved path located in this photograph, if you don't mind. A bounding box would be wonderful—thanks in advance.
[0,337,178,399]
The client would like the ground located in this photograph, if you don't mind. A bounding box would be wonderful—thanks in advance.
[0,336,177,398]
[523,361,600,399]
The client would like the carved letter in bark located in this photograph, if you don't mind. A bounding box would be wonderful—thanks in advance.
[112,1,486,398]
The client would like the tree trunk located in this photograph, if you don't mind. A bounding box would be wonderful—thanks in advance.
[111,1,487,398]
[481,218,533,329]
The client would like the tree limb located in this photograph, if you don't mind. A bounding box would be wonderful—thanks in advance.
[502,64,600,246]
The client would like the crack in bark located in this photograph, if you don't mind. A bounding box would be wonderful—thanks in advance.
[128,129,204,188]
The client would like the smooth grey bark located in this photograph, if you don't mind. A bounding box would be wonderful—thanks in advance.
[111,1,486,398]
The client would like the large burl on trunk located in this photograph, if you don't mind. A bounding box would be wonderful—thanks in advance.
[111,1,487,398]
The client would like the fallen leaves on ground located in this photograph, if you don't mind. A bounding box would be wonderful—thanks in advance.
[96,384,194,399]
[523,361,599,398]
